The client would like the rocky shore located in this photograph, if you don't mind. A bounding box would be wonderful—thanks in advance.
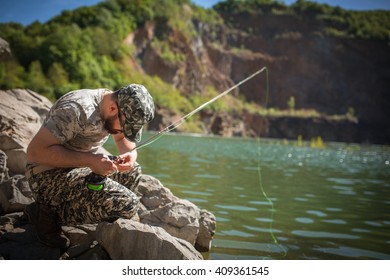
[0,89,216,260]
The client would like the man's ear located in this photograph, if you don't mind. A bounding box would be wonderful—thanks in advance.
[108,99,119,116]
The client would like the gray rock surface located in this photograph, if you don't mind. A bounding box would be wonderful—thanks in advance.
[96,219,203,260]
[0,37,11,61]
[0,89,52,175]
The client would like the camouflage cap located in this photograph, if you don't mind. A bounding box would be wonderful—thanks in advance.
[117,84,155,142]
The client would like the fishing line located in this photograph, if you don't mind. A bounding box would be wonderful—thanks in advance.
[254,69,287,258]
[132,66,285,256]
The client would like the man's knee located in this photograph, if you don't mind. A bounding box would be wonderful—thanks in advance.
[102,184,140,219]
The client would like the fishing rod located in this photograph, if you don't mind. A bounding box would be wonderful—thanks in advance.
[127,65,285,255]
[133,66,268,151]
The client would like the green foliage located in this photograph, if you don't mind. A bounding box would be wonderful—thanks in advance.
[123,69,192,114]
[0,60,26,89]
[296,134,303,146]
[47,62,74,98]
[151,39,185,64]
[192,4,224,26]
[294,134,325,148]
[0,0,387,122]
[213,0,390,42]
[213,0,286,15]
[287,96,295,111]
[189,87,227,113]
[310,136,325,149]
[26,61,47,89]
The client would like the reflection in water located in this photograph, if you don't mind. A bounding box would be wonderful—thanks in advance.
[105,133,390,259]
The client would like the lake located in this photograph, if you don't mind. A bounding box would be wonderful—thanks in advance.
[105,133,390,260]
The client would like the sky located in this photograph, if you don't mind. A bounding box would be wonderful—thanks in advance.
[0,0,389,26]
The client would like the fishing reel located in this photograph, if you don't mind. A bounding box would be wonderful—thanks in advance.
[85,155,119,191]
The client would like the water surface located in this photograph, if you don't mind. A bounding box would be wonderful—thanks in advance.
[105,133,390,259]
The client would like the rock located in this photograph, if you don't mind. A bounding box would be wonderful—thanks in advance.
[0,37,11,61]
[62,240,110,260]
[0,150,9,184]
[196,209,217,252]
[96,219,203,260]
[137,175,216,248]
[0,89,52,175]
[140,200,200,245]
[62,224,97,246]
[0,174,34,213]
[0,214,61,260]
[137,174,176,209]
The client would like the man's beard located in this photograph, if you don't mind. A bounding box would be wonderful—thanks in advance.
[104,114,119,134]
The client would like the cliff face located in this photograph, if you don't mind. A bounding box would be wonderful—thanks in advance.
[130,10,389,144]
[222,13,390,124]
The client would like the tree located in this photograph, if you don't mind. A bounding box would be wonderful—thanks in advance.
[287,96,295,111]
[26,60,54,99]
[47,62,69,87]
[0,60,25,89]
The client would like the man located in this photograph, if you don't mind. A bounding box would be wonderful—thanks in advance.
[24,84,155,248]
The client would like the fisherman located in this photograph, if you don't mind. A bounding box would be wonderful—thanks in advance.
[24,84,155,248]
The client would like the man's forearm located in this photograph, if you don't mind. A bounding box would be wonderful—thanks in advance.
[113,134,137,155]
[27,143,97,168]
[27,126,116,175]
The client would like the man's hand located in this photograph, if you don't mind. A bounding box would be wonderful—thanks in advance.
[89,154,118,176]
[112,131,138,173]
[113,151,137,173]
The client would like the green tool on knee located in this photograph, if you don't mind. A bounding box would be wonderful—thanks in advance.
[85,155,119,191]
[85,173,106,191]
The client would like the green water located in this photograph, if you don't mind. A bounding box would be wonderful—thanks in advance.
[105,133,390,260]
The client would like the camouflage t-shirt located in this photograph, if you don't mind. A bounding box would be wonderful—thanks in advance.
[43,88,110,153]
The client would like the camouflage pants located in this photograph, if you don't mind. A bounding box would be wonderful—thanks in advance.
[26,164,141,225]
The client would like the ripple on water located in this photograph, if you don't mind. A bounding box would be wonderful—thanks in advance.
[194,173,222,179]
[220,229,255,238]
[243,225,282,234]
[215,204,258,211]
[352,228,371,233]
[249,200,272,206]
[321,219,347,225]
[294,197,309,202]
[327,177,355,185]
[216,216,230,222]
[256,217,273,223]
[292,230,359,239]
[213,239,287,255]
[332,185,356,195]
[295,217,315,224]
[313,246,390,259]
[306,210,327,217]
[182,190,212,196]
[364,221,383,227]
[326,207,343,212]
[186,197,208,203]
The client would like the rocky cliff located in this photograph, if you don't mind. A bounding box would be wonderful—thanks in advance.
[130,8,389,144]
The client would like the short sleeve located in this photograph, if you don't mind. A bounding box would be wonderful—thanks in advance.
[43,103,84,144]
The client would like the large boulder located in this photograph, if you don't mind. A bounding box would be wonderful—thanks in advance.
[96,219,203,260]
[137,175,216,250]
[0,89,52,175]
